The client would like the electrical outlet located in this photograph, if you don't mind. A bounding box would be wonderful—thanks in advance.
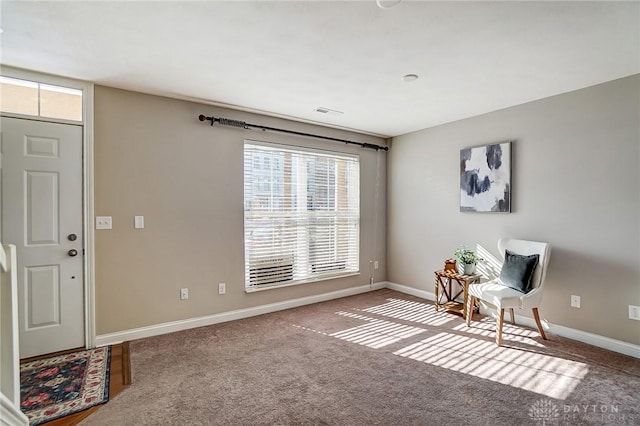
[629,305,640,321]
[571,295,581,308]
[218,283,226,295]
[95,216,112,230]
[374,260,379,270]
[180,288,188,300]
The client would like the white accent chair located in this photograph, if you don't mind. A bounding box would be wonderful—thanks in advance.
[466,238,551,345]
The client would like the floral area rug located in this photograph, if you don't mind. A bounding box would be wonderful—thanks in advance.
[20,346,111,425]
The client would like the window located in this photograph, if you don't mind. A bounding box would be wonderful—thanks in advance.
[244,141,360,290]
[0,76,82,121]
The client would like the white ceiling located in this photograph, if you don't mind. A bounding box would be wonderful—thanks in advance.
[1,1,639,137]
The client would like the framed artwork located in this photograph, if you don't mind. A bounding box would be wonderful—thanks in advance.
[460,141,511,212]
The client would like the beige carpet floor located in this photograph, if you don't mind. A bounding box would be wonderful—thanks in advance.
[81,289,640,425]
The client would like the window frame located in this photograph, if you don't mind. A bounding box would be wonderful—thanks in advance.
[0,75,84,123]
[243,139,360,293]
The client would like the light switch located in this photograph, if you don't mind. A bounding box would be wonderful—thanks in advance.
[96,216,112,230]
[134,216,144,229]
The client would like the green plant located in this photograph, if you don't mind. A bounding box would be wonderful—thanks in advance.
[454,246,482,265]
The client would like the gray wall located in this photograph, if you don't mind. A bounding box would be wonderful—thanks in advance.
[387,75,640,345]
[94,86,387,335]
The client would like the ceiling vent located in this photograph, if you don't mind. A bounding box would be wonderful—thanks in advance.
[315,107,344,116]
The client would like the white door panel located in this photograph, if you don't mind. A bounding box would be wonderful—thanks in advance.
[26,171,60,245]
[26,265,60,327]
[1,117,84,358]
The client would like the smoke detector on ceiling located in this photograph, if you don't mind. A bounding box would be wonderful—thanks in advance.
[402,74,419,83]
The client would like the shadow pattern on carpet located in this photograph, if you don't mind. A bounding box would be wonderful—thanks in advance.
[80,290,639,425]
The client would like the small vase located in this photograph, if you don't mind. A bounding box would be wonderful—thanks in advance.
[463,263,476,275]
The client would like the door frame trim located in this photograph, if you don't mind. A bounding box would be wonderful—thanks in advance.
[1,66,96,350]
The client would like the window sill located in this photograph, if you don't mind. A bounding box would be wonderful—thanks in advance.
[245,272,360,293]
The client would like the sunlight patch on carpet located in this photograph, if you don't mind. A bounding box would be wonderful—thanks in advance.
[324,311,427,349]
[361,298,454,326]
[393,333,588,399]
[453,320,546,347]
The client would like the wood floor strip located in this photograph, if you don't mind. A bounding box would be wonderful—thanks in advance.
[121,341,131,386]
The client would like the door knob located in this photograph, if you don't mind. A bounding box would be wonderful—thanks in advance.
[68,233,78,241]
[68,249,78,257]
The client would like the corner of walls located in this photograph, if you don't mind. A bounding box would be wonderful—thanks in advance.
[386,75,640,346]
[93,85,388,336]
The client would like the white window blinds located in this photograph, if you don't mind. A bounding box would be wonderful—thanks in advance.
[244,141,360,289]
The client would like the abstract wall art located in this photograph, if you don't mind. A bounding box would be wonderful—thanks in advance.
[460,141,511,212]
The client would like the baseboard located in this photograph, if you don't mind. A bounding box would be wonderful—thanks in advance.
[0,393,28,426]
[95,282,386,347]
[96,280,639,359]
[386,281,640,359]
[506,309,640,359]
[385,282,435,301]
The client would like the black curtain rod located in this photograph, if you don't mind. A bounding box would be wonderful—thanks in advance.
[198,114,389,151]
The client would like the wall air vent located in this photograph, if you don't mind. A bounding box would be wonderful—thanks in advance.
[248,256,294,287]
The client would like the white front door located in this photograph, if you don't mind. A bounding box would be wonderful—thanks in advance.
[1,116,84,358]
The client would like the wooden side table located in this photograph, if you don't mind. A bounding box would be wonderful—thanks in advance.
[434,270,481,319]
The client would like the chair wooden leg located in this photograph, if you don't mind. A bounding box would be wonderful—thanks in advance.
[532,307,547,340]
[466,296,475,326]
[509,308,515,325]
[496,309,505,345]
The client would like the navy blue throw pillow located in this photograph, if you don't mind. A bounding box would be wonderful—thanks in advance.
[499,250,540,293]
